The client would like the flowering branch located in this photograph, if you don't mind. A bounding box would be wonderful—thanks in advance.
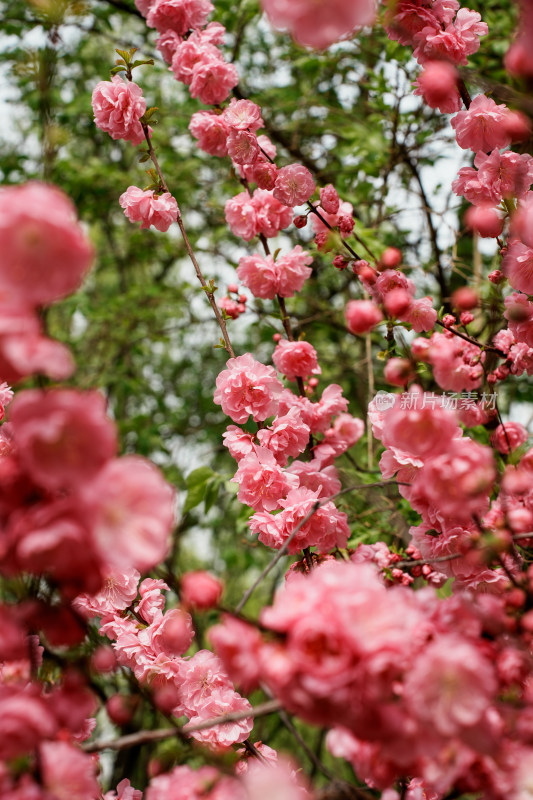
[142,124,236,358]
[83,698,282,753]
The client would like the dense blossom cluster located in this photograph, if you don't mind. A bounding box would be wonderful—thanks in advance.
[4,0,533,799]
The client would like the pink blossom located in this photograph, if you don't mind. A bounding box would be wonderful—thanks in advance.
[491,422,529,454]
[320,184,340,214]
[233,446,299,511]
[505,293,533,347]
[253,189,294,237]
[311,199,354,238]
[142,608,194,657]
[404,635,496,736]
[225,192,258,241]
[414,60,461,113]
[177,649,232,715]
[189,111,230,157]
[256,407,310,464]
[502,240,533,294]
[272,339,321,381]
[398,296,437,332]
[73,566,140,619]
[273,164,315,207]
[227,130,260,165]
[345,299,383,334]
[222,425,255,461]
[218,296,245,319]
[427,331,484,392]
[223,98,263,131]
[236,742,278,774]
[119,187,179,232]
[146,766,230,800]
[381,398,458,459]
[314,413,365,462]
[249,486,350,553]
[181,571,223,609]
[209,615,264,693]
[465,204,504,238]
[384,1,444,48]
[213,353,283,423]
[189,57,239,106]
[0,687,57,760]
[248,160,278,190]
[413,437,496,520]
[261,0,375,50]
[104,779,143,800]
[92,75,146,145]
[242,758,310,800]
[184,686,253,748]
[10,389,116,492]
[512,192,533,250]
[0,182,93,308]
[170,33,221,85]
[414,9,487,65]
[288,458,341,497]
[451,94,512,153]
[237,247,313,299]
[156,30,182,62]
[40,741,99,800]
[145,0,213,33]
[135,577,169,622]
[81,455,174,574]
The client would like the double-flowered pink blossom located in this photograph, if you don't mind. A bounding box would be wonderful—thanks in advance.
[119,186,179,232]
[0,182,93,309]
[143,0,214,34]
[451,94,512,153]
[256,407,310,465]
[272,339,321,381]
[237,246,313,299]
[189,110,230,156]
[214,353,283,422]
[225,189,293,241]
[261,0,375,50]
[273,164,316,207]
[249,486,350,553]
[233,446,299,511]
[92,75,147,145]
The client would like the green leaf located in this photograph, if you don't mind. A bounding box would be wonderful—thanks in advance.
[186,466,214,488]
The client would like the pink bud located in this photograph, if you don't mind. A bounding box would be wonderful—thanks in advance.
[333,255,348,270]
[308,377,319,388]
[90,646,116,674]
[503,110,532,142]
[273,332,282,342]
[460,311,474,325]
[181,571,223,610]
[153,684,181,714]
[384,357,415,387]
[345,300,383,334]
[489,269,505,284]
[294,215,307,229]
[416,60,459,111]
[442,314,456,327]
[228,283,239,294]
[239,294,247,303]
[380,247,402,269]
[465,205,504,238]
[106,694,137,726]
[159,609,194,655]
[452,287,479,310]
[383,287,411,316]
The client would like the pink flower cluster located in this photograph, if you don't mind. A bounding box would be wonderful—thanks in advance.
[76,570,253,750]
[384,1,487,119]
[2,389,174,597]
[210,557,533,798]
[0,182,93,384]
[225,189,294,241]
[346,267,437,337]
[237,246,313,298]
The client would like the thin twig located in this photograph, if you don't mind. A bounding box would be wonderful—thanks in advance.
[83,699,281,753]
[142,125,236,358]
[235,481,404,613]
